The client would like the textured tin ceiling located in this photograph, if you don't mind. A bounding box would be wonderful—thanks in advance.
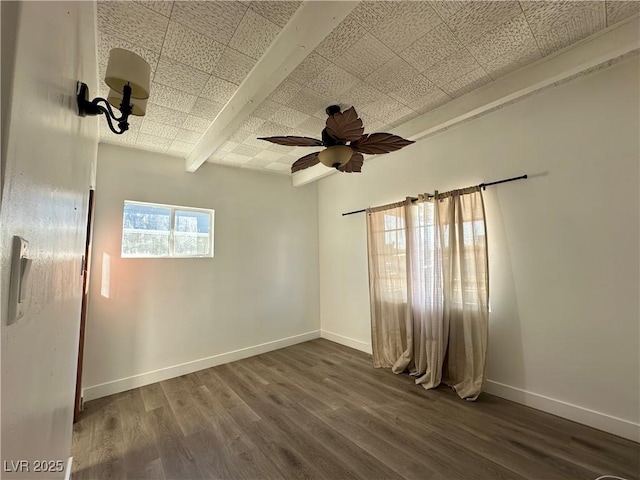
[97,1,639,175]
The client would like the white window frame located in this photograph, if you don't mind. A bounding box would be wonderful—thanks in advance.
[121,200,214,259]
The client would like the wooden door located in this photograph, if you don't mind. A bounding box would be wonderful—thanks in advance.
[74,189,95,422]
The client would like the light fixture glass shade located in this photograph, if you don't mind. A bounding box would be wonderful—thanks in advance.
[107,89,147,116]
[318,145,353,169]
[105,48,151,99]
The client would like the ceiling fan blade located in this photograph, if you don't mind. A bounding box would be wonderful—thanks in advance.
[325,106,364,142]
[258,136,324,147]
[351,133,414,154]
[338,152,364,173]
[291,151,320,173]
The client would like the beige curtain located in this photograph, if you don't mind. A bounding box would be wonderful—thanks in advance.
[367,187,489,400]
[367,200,411,371]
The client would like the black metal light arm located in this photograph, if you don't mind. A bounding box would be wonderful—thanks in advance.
[93,102,130,135]
[76,82,133,135]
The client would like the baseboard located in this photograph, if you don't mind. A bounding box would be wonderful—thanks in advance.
[485,380,640,442]
[320,330,372,354]
[83,330,321,401]
[82,328,638,443]
[316,333,639,442]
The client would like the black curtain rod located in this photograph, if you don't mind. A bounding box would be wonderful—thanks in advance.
[341,174,528,217]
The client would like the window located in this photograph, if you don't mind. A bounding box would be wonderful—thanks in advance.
[374,203,487,308]
[382,213,407,300]
[121,201,214,258]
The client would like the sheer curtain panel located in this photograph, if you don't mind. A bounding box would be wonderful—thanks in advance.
[367,201,412,371]
[366,187,489,400]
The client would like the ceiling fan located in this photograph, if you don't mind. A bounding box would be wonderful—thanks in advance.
[258,105,415,174]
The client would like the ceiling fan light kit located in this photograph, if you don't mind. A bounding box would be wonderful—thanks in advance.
[318,145,353,169]
[258,105,414,174]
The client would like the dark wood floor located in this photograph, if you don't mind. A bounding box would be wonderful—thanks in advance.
[72,339,639,480]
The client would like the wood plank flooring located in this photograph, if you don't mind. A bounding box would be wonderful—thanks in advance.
[72,339,640,480]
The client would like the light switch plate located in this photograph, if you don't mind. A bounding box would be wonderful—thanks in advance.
[8,236,30,325]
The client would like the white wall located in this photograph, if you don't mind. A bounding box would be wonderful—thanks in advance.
[83,144,319,399]
[0,1,98,478]
[318,57,640,440]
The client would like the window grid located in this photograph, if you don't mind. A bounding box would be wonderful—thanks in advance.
[377,204,486,308]
[121,201,214,259]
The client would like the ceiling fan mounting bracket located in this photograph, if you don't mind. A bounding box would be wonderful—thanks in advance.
[326,105,341,116]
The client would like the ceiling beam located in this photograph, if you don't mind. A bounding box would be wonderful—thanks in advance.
[292,15,639,187]
[186,1,360,173]
[396,15,639,142]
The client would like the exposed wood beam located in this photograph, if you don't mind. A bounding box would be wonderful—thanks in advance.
[397,15,639,142]
[186,1,360,173]
[289,162,336,186]
[292,15,639,187]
